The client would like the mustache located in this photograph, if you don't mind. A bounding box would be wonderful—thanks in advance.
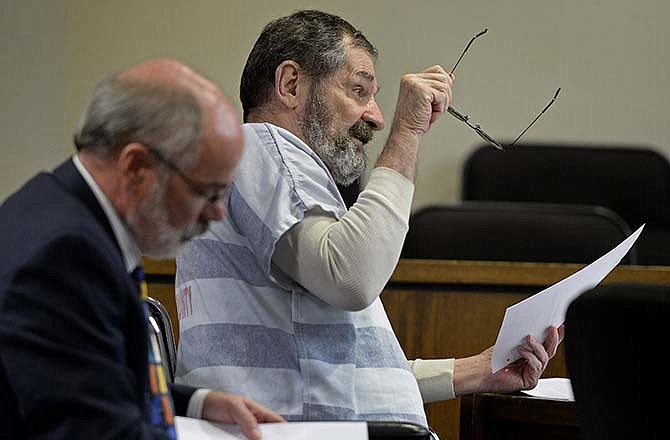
[348,120,374,144]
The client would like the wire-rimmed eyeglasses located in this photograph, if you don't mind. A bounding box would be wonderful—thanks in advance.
[448,28,560,150]
[145,146,230,206]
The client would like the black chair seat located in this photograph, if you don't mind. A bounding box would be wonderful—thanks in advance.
[565,284,670,439]
[462,143,670,264]
[402,202,635,264]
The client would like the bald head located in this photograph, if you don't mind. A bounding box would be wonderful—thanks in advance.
[125,59,243,169]
[75,58,241,171]
[118,58,222,111]
[121,59,243,173]
[74,58,244,258]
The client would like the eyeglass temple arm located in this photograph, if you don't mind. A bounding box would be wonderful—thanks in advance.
[447,105,468,122]
[447,106,504,150]
[451,28,488,74]
[448,29,559,151]
[509,88,561,147]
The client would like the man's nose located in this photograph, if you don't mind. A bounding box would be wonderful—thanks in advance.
[199,201,226,223]
[363,99,384,131]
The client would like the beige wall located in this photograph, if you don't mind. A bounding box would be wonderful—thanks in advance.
[1,0,67,199]
[3,0,669,208]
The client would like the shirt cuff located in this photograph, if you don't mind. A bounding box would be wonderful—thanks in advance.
[186,388,212,418]
[410,358,456,403]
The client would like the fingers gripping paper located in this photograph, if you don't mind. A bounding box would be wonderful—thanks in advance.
[492,224,644,372]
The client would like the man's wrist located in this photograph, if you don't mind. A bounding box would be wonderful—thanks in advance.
[376,127,421,181]
[387,124,422,149]
[453,353,490,396]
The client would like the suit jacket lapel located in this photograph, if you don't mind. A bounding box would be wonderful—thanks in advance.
[52,158,120,254]
[53,158,150,409]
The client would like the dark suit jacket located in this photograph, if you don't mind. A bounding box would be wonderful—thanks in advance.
[0,159,195,439]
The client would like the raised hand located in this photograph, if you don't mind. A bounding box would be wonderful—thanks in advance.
[390,65,454,137]
[377,65,454,181]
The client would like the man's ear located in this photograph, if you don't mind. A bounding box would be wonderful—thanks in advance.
[116,143,158,200]
[274,60,308,110]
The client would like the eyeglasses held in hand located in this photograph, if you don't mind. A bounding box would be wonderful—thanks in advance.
[448,28,561,151]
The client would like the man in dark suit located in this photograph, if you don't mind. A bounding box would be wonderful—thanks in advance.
[0,59,283,439]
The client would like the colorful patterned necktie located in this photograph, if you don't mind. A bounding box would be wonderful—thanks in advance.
[131,266,177,440]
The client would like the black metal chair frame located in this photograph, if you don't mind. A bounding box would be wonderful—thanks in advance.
[146,296,177,383]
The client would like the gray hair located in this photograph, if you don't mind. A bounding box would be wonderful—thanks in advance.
[74,75,203,169]
[240,10,377,122]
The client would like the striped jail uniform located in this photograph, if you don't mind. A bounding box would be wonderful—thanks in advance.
[175,123,426,426]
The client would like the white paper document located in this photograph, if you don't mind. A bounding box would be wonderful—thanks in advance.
[521,377,574,401]
[175,417,368,440]
[492,224,644,372]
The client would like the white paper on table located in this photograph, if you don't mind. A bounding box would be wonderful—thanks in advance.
[492,224,644,372]
[521,378,574,401]
[174,416,369,440]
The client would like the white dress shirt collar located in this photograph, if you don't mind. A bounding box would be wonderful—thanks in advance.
[72,155,141,272]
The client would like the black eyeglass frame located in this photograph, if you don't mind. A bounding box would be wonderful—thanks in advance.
[448,28,560,151]
[145,146,230,206]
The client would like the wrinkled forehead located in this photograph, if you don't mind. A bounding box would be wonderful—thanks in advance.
[325,45,378,91]
[347,46,377,82]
